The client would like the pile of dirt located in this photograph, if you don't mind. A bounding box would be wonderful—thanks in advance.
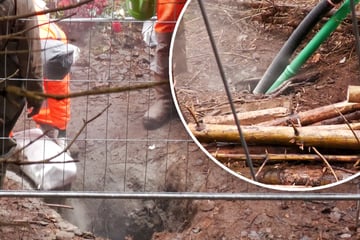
[0,172,107,240]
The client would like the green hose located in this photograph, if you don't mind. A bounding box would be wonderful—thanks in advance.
[266,0,359,94]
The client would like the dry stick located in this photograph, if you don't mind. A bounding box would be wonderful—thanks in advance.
[0,11,76,42]
[0,220,30,227]
[10,104,110,165]
[312,146,339,182]
[5,81,167,102]
[255,149,270,178]
[44,203,74,209]
[3,82,165,164]
[258,101,360,126]
[0,218,51,227]
[190,122,360,149]
[189,68,203,82]
[334,106,360,144]
[0,0,92,46]
[213,153,360,163]
[0,0,94,22]
[312,110,360,125]
[330,101,360,166]
[13,157,79,165]
[185,104,201,128]
[0,1,86,57]
[331,165,358,174]
[201,107,289,125]
[16,159,79,165]
[41,104,111,163]
[61,104,111,156]
[12,220,49,226]
[0,11,78,57]
[1,129,56,164]
[27,13,77,39]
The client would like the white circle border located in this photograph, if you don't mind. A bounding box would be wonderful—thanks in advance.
[168,0,360,192]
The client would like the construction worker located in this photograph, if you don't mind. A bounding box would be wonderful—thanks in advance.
[0,0,43,155]
[32,0,75,149]
[143,0,187,130]
[56,0,186,131]
[0,0,43,187]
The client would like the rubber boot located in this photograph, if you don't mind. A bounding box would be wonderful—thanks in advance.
[143,74,176,130]
[144,31,176,130]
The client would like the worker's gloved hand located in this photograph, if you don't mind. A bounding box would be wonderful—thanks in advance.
[26,98,43,117]
[24,79,44,117]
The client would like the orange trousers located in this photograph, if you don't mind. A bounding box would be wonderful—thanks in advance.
[32,75,71,131]
[32,7,71,131]
[155,0,187,33]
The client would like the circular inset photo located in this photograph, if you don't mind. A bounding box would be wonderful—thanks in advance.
[170,0,360,191]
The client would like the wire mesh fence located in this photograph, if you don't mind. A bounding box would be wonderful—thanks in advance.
[5,0,189,193]
[2,0,360,208]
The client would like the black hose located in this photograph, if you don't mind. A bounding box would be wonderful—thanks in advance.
[253,0,343,94]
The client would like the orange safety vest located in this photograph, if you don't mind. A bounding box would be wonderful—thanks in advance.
[31,9,71,131]
[155,0,186,33]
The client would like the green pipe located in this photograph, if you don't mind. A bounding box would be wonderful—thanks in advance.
[266,0,359,94]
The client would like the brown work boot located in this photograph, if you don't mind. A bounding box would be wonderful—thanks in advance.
[143,75,176,130]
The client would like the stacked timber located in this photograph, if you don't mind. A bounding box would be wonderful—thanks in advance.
[187,85,360,188]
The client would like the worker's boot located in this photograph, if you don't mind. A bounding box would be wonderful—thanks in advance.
[143,74,176,130]
[143,31,177,130]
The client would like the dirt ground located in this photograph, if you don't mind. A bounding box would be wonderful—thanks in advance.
[0,174,108,240]
[3,0,360,239]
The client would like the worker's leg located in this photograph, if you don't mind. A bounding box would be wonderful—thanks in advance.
[143,0,186,130]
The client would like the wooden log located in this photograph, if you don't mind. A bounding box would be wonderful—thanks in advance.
[201,107,289,125]
[347,85,360,103]
[212,153,360,163]
[257,101,360,126]
[199,95,292,117]
[188,123,360,150]
[311,110,360,125]
[255,165,353,186]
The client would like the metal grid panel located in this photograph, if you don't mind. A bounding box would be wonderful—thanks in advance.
[1,0,359,207]
[8,1,192,194]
